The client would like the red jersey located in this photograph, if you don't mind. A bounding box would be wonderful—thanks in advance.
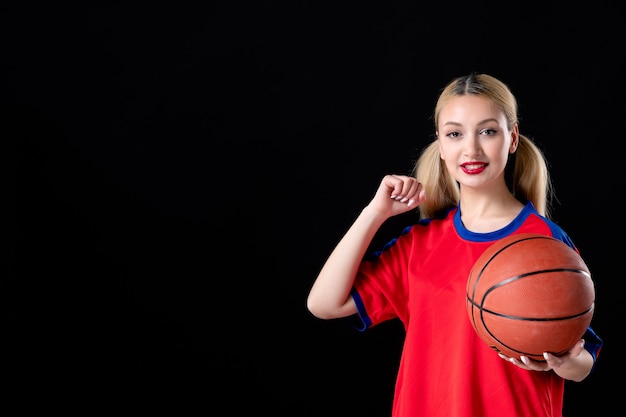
[351,202,602,417]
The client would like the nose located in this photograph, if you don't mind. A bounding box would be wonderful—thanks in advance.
[463,133,481,157]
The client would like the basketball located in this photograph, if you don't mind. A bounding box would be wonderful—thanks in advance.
[466,233,595,361]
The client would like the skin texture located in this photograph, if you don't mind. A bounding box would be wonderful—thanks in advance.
[437,95,524,233]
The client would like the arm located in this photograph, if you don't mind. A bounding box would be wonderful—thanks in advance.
[498,339,594,382]
[306,174,425,320]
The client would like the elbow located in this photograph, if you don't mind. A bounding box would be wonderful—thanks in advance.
[307,293,354,320]
[564,371,590,383]
[306,296,327,319]
[306,294,336,320]
[568,368,592,383]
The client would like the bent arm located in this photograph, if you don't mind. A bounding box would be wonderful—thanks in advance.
[306,206,388,319]
[306,174,424,320]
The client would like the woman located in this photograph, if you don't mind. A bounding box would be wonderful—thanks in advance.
[306,73,602,417]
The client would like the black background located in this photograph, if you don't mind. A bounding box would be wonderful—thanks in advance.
[7,2,621,415]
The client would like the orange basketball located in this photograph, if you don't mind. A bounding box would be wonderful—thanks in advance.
[466,233,595,361]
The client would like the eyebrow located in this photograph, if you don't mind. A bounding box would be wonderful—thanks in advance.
[442,118,501,127]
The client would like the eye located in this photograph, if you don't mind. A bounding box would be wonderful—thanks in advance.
[446,131,461,138]
[480,128,497,136]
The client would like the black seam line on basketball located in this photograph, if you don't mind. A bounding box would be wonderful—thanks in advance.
[483,268,592,302]
[487,338,569,360]
[486,332,570,358]
[468,267,592,307]
[488,268,592,291]
[466,297,594,321]
[468,235,554,306]
[468,268,593,318]
[467,236,579,333]
[486,320,580,359]
[465,294,595,318]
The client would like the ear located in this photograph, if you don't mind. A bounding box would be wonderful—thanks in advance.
[509,124,520,154]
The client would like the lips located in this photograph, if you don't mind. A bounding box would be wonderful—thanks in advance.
[460,162,487,174]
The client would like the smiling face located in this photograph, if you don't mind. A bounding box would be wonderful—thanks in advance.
[437,95,519,191]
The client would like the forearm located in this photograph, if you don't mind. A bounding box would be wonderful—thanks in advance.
[307,206,388,319]
[552,348,594,382]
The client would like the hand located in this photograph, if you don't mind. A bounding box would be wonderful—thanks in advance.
[368,174,426,218]
[498,339,587,374]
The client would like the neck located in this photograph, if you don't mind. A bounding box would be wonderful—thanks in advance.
[458,192,524,233]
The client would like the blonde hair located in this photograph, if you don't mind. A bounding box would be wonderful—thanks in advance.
[412,73,553,219]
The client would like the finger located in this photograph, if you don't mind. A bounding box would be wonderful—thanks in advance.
[389,176,416,202]
[499,354,527,369]
[396,180,419,206]
[521,355,551,371]
[412,183,426,206]
[385,175,407,199]
[569,339,585,356]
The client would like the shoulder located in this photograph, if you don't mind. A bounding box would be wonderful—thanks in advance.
[366,207,458,260]
[520,202,576,249]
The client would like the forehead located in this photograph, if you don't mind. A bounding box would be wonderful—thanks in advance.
[439,95,504,125]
